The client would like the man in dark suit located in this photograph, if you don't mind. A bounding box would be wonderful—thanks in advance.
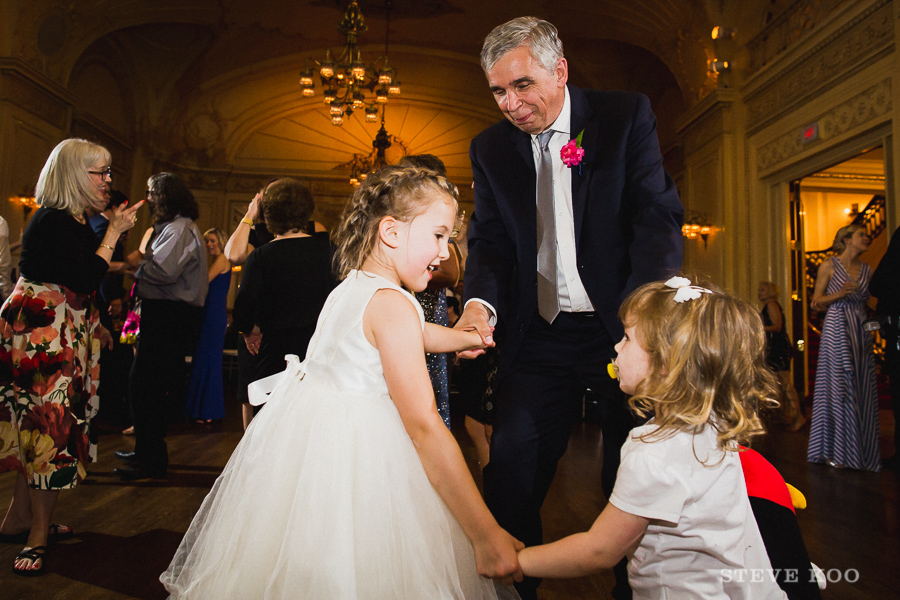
[456,17,684,599]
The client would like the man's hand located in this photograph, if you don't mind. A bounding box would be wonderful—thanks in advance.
[454,302,494,359]
[243,327,262,356]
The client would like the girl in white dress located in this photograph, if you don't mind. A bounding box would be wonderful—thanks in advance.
[161,166,522,598]
[517,277,789,600]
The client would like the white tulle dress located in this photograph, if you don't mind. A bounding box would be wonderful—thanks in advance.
[161,270,505,599]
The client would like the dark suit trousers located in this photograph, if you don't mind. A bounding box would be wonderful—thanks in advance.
[483,312,635,598]
[130,299,201,472]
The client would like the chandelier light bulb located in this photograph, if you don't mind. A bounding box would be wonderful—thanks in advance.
[351,54,366,79]
[388,81,401,96]
[331,114,344,126]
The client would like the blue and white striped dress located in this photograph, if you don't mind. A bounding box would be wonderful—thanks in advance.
[808,257,881,471]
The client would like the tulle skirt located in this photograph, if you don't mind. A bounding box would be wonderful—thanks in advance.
[161,372,502,599]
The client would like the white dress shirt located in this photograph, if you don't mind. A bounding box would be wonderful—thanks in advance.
[530,86,594,314]
[467,86,594,324]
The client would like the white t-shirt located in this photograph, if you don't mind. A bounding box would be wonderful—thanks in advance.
[610,422,787,600]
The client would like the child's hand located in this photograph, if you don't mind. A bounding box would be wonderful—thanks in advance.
[460,326,494,352]
[473,527,524,585]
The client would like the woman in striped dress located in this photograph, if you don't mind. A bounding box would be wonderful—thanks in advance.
[808,224,880,471]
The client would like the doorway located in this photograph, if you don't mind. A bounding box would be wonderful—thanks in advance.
[789,147,888,401]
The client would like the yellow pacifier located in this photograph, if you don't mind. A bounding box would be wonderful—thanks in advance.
[607,360,619,380]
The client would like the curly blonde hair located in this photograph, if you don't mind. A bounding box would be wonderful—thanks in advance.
[332,165,458,279]
[620,278,780,451]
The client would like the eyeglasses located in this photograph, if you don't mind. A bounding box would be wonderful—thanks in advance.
[88,167,113,178]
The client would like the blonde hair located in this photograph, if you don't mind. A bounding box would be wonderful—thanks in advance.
[759,280,779,299]
[35,138,111,216]
[203,228,227,253]
[620,278,779,451]
[332,165,458,279]
[832,224,864,253]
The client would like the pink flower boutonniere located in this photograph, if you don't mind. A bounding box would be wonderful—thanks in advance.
[561,130,585,171]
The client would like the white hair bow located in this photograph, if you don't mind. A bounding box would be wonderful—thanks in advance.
[665,276,712,303]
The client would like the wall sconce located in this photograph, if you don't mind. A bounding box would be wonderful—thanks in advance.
[682,210,715,248]
[708,59,730,74]
[844,203,859,217]
[9,191,38,218]
[711,27,736,40]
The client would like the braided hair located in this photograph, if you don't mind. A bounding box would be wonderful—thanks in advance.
[332,165,458,279]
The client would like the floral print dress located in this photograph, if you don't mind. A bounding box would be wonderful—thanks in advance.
[0,277,100,489]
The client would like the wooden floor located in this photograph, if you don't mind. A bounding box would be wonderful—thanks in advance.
[1,398,897,600]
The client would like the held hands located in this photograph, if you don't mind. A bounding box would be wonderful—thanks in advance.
[454,303,494,359]
[108,200,145,236]
[473,527,524,585]
[461,326,494,353]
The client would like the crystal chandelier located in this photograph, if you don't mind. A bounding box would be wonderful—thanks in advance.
[300,1,401,126]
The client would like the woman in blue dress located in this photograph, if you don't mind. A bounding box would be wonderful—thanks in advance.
[185,228,232,423]
[808,224,880,471]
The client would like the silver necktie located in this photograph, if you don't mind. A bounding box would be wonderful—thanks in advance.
[536,129,560,324]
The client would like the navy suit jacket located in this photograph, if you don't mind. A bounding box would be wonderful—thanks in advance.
[465,85,684,371]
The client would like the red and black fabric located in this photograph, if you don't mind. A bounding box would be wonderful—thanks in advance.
[740,447,822,599]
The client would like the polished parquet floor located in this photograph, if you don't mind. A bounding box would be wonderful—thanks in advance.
[1,397,897,600]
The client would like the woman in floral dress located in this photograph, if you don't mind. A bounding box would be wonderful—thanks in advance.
[0,139,142,576]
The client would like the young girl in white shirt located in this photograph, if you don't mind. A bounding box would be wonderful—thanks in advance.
[517,276,789,600]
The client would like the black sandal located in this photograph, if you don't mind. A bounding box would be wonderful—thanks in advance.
[47,523,75,542]
[12,545,47,577]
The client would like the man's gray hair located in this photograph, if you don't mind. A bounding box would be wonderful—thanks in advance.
[480,17,564,74]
